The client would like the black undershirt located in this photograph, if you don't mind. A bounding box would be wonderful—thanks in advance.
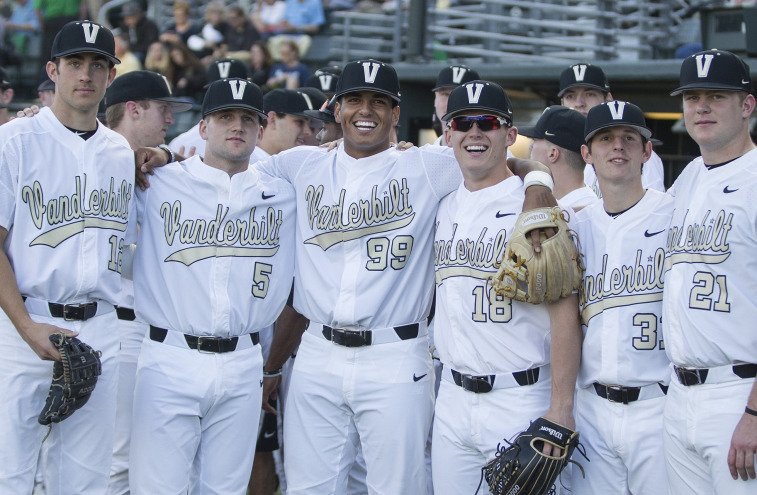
[704,157,738,170]
[64,122,97,140]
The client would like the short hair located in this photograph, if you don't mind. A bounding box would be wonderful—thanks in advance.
[562,147,586,172]
[106,100,150,129]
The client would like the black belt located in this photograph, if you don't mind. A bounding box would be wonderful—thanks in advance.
[321,323,419,347]
[23,296,99,321]
[149,325,260,353]
[674,363,757,386]
[115,306,136,321]
[593,382,668,404]
[451,367,541,393]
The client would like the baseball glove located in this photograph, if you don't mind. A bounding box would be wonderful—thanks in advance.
[479,417,583,495]
[38,333,102,426]
[491,207,582,304]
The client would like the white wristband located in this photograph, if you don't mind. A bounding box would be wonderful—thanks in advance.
[523,170,554,191]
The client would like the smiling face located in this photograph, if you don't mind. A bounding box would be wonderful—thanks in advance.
[335,91,399,159]
[582,126,651,187]
[200,108,261,170]
[682,89,755,160]
[444,111,517,190]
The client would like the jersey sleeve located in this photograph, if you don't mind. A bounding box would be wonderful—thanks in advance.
[0,141,19,230]
[262,145,329,184]
[417,144,461,201]
[642,151,665,191]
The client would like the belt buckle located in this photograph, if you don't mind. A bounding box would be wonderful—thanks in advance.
[677,367,704,386]
[462,375,493,393]
[605,385,627,404]
[195,336,216,353]
[62,304,83,321]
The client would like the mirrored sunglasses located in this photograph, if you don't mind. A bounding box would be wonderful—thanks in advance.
[448,115,510,132]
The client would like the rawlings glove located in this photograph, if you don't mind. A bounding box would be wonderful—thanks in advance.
[479,417,584,495]
[491,207,582,304]
[38,333,102,425]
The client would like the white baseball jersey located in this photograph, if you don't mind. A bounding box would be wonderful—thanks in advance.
[585,150,665,197]
[434,176,551,374]
[134,155,296,336]
[0,106,135,304]
[663,148,757,367]
[559,185,599,211]
[259,143,459,329]
[573,189,673,387]
[169,122,205,157]
[251,146,271,164]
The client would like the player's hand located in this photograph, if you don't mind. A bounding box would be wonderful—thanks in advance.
[392,141,414,151]
[523,185,558,253]
[728,413,757,480]
[19,321,78,361]
[262,375,281,415]
[540,408,575,457]
[134,146,170,189]
[16,105,40,118]
[320,138,342,151]
[177,145,197,157]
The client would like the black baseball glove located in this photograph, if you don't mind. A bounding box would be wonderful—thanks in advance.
[38,333,102,425]
[478,417,585,495]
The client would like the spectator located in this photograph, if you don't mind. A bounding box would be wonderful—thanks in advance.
[167,40,206,102]
[114,33,141,78]
[251,0,286,39]
[5,0,40,55]
[144,40,174,83]
[119,1,159,64]
[159,0,199,47]
[34,0,85,64]
[249,40,273,89]
[36,77,54,107]
[268,0,325,58]
[215,4,260,64]
[186,0,226,63]
[267,39,309,89]
[0,66,13,125]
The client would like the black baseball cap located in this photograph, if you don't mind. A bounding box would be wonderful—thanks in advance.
[584,101,651,142]
[671,49,752,96]
[433,65,480,91]
[50,20,120,65]
[0,67,11,87]
[202,78,266,119]
[558,63,610,97]
[206,58,248,84]
[105,70,193,111]
[298,87,328,112]
[442,80,513,122]
[333,59,401,103]
[263,89,314,117]
[519,106,586,154]
[304,66,341,94]
[37,79,54,92]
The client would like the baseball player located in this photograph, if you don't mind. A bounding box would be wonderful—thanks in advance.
[129,78,296,494]
[102,69,192,495]
[169,58,250,156]
[251,88,316,163]
[0,66,14,125]
[249,59,557,495]
[0,21,134,493]
[297,86,329,145]
[520,105,598,211]
[558,63,665,195]
[431,80,581,494]
[303,67,342,145]
[663,49,757,493]
[571,101,673,494]
[432,64,480,145]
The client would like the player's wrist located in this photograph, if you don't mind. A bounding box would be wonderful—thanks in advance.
[523,171,554,191]
[263,366,282,377]
[157,144,175,164]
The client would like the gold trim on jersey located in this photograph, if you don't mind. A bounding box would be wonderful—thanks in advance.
[434,225,508,273]
[664,209,732,270]
[29,218,128,247]
[435,266,496,284]
[165,245,280,266]
[581,292,663,324]
[304,214,415,250]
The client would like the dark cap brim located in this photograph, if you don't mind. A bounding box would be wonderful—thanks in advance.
[52,47,120,65]
[303,109,335,123]
[442,107,512,122]
[558,83,608,98]
[334,86,400,103]
[670,82,750,96]
[517,125,542,139]
[154,97,194,113]
[585,123,651,141]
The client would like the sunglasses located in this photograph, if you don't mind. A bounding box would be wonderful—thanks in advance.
[448,115,510,132]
